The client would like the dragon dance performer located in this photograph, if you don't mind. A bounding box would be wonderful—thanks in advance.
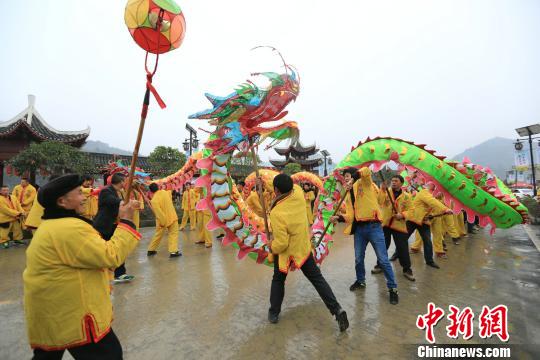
[13,177,37,213]
[246,184,273,219]
[411,193,461,259]
[453,209,468,237]
[11,177,36,243]
[147,183,181,258]
[332,167,399,305]
[268,174,349,332]
[404,183,453,268]
[180,183,198,231]
[81,175,98,221]
[23,174,140,359]
[195,187,212,248]
[0,185,25,248]
[374,175,415,282]
[302,183,315,225]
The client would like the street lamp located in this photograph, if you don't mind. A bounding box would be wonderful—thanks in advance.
[183,123,198,157]
[321,150,330,177]
[515,124,540,196]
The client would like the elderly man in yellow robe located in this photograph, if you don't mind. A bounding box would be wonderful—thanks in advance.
[0,185,25,248]
[12,177,36,240]
[147,183,181,257]
[180,182,198,231]
[23,174,141,358]
[13,177,37,213]
[268,173,349,332]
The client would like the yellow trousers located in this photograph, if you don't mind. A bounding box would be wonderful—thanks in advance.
[0,221,23,243]
[196,212,212,246]
[179,210,196,230]
[443,214,460,238]
[454,212,467,236]
[148,222,179,253]
[306,205,314,225]
[430,218,446,254]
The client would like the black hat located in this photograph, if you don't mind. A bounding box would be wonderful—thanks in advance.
[38,174,83,209]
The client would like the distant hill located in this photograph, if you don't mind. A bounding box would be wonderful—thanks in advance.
[82,140,132,156]
[452,137,515,178]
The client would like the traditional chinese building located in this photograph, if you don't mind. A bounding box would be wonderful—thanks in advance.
[270,140,322,173]
[0,95,90,184]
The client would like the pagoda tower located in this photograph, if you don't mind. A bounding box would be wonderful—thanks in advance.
[270,140,322,173]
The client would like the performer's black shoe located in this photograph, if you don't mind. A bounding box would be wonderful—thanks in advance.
[169,251,182,258]
[403,269,416,282]
[371,265,382,274]
[452,238,460,245]
[426,262,440,269]
[335,309,349,332]
[389,253,398,262]
[349,281,366,291]
[216,234,225,239]
[268,311,279,324]
[147,251,157,256]
[389,288,399,305]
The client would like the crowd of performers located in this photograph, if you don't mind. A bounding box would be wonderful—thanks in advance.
[0,166,480,359]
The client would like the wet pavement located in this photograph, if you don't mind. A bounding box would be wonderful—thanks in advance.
[1,224,539,359]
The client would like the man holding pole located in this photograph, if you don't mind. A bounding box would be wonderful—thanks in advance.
[331,167,399,305]
[373,175,415,281]
[267,174,349,331]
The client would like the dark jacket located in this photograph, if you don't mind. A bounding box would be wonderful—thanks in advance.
[93,185,121,240]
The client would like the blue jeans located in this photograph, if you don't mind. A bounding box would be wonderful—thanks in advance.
[354,222,397,289]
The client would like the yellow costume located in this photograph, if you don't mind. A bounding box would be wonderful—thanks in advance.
[81,187,98,221]
[408,191,450,251]
[304,190,315,224]
[0,194,24,243]
[180,188,198,230]
[270,184,312,273]
[13,183,37,213]
[196,209,212,247]
[246,190,272,219]
[380,187,411,233]
[341,167,385,227]
[404,189,449,226]
[24,199,45,232]
[148,190,179,253]
[454,212,467,237]
[23,219,140,350]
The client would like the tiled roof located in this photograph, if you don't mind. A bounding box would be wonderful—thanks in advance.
[274,140,318,156]
[0,95,90,146]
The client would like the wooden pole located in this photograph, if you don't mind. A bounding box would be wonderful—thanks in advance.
[313,182,349,248]
[248,137,271,241]
[377,171,399,214]
[124,88,150,204]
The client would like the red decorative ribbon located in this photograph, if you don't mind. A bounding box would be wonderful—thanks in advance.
[146,73,166,109]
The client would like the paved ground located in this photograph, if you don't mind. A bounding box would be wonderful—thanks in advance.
[1,224,539,359]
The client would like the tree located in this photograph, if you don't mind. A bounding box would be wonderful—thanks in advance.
[229,152,263,180]
[8,141,93,178]
[283,163,302,176]
[148,146,186,176]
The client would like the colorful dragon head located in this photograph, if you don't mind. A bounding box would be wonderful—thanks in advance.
[188,68,300,155]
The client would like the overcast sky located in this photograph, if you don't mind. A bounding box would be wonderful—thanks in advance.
[1,0,539,163]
